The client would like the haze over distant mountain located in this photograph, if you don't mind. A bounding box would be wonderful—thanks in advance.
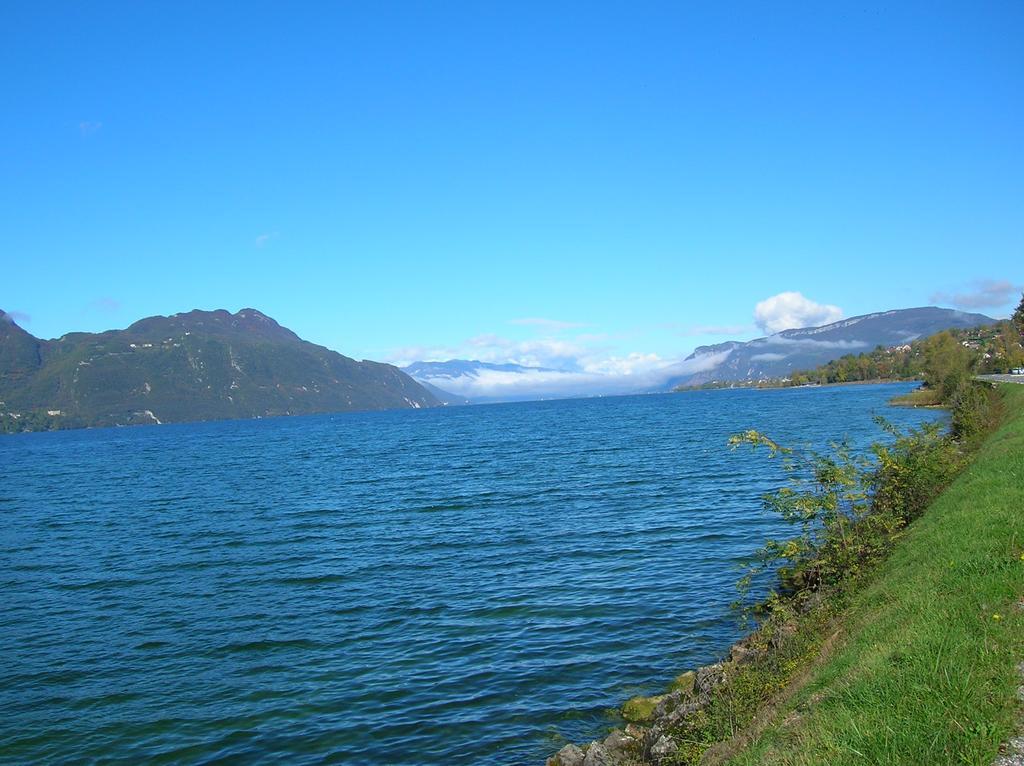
[402,360,557,403]
[414,379,473,406]
[0,308,439,431]
[669,306,995,388]
[404,307,995,402]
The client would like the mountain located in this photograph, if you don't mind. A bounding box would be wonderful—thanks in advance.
[0,308,439,432]
[416,380,472,406]
[670,307,995,388]
[402,359,558,403]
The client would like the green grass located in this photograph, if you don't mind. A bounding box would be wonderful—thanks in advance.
[889,387,944,407]
[728,384,1024,765]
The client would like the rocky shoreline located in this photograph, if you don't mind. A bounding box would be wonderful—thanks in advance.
[545,612,802,766]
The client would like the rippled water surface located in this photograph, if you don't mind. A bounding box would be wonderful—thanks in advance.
[1,384,943,765]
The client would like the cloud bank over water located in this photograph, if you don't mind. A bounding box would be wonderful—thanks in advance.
[394,285,1003,401]
[395,291,844,400]
[402,347,736,401]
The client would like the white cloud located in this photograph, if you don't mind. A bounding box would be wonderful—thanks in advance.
[667,348,735,376]
[390,335,592,372]
[254,232,279,248]
[750,352,786,362]
[754,292,843,334]
[930,279,1022,310]
[431,368,613,399]
[464,334,588,370]
[759,336,869,350]
[580,352,664,376]
[79,121,102,136]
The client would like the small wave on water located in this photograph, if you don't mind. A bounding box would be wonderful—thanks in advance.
[0,384,943,765]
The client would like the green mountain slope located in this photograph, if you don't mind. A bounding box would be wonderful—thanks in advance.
[0,308,440,432]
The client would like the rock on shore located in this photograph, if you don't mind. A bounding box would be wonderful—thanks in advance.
[545,633,770,765]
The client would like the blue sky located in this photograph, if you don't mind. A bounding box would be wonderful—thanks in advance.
[2,2,1022,376]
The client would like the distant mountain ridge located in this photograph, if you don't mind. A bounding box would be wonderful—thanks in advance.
[670,306,995,388]
[402,308,996,402]
[0,308,439,432]
[400,308,997,401]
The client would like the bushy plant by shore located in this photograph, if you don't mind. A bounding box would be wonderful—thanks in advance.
[548,378,1012,766]
[727,383,1024,766]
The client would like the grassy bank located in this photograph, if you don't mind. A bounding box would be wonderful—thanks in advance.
[724,383,1024,764]
[549,383,1022,766]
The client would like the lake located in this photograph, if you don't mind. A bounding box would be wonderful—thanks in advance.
[0,383,943,765]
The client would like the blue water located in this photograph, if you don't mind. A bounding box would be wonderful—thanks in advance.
[0,384,942,765]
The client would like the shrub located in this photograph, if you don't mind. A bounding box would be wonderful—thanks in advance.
[948,378,1003,443]
[730,380,996,620]
[870,418,962,524]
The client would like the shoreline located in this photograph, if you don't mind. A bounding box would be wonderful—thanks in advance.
[547,382,1019,765]
[675,377,921,394]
